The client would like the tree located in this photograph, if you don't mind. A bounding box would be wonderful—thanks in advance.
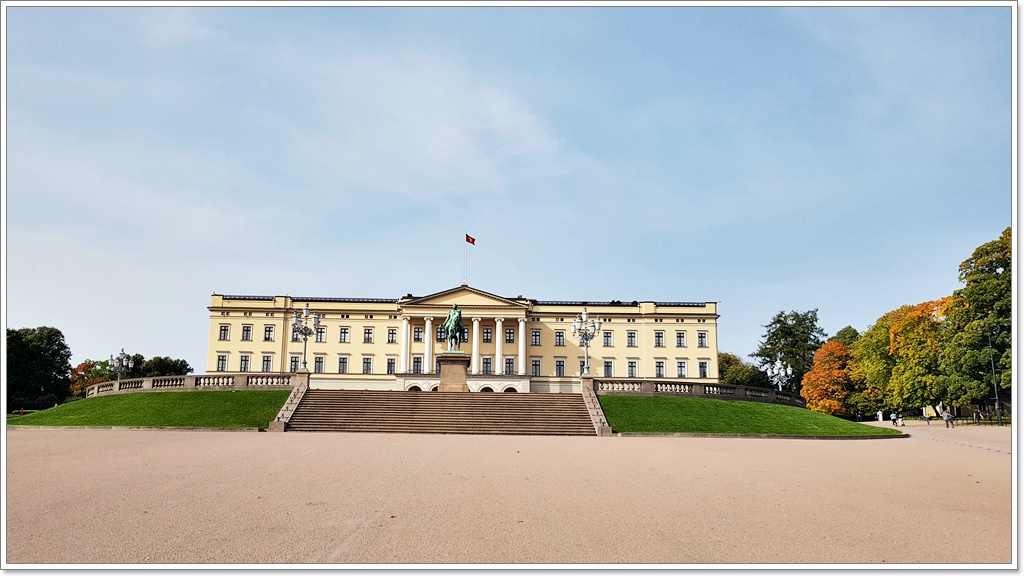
[138,356,193,377]
[718,352,771,388]
[68,360,116,397]
[939,227,1012,406]
[829,326,860,347]
[6,327,73,408]
[751,309,827,393]
[800,341,854,416]
[885,298,951,409]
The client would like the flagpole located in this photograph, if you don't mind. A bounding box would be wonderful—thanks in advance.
[464,236,468,285]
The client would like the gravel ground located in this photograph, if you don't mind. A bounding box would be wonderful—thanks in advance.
[4,421,1014,567]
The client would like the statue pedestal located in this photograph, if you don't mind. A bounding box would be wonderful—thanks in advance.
[437,352,471,392]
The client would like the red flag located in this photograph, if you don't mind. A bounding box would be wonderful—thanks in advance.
[465,234,476,245]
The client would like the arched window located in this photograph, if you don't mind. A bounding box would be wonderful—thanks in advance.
[503,387,518,393]
[408,386,421,392]
[480,387,493,393]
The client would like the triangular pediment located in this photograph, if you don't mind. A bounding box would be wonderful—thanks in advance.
[402,285,528,310]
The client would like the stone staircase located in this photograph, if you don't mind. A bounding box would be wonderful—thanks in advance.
[285,390,597,436]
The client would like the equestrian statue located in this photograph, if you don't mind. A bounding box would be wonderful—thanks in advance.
[441,304,464,351]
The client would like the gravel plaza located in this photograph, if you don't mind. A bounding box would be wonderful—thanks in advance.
[4,421,1014,567]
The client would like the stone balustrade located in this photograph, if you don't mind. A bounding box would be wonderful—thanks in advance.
[590,378,806,408]
[86,373,310,398]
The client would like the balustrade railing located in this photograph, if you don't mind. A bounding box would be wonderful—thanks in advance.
[589,378,805,408]
[85,372,308,399]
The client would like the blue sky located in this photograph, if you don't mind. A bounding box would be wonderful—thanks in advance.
[3,5,1013,372]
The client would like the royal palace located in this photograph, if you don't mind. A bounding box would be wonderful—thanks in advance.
[206,284,720,393]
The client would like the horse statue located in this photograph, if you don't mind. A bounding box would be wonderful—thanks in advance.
[441,304,464,351]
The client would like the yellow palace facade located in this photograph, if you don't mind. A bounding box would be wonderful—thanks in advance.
[206,284,719,393]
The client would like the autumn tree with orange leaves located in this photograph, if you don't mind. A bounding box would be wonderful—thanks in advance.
[800,341,856,416]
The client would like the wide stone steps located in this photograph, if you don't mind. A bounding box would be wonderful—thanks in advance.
[285,390,597,435]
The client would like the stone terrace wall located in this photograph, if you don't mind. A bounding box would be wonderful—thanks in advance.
[86,373,308,398]
[589,378,806,408]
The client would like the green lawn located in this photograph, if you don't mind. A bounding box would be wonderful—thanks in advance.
[599,395,902,437]
[6,390,291,429]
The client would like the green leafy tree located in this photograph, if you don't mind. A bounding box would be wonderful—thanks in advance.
[139,356,193,377]
[751,309,827,393]
[6,327,73,408]
[718,352,771,388]
[829,326,860,347]
[939,227,1012,406]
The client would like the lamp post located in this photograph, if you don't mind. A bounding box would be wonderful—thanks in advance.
[291,304,320,372]
[571,308,602,376]
[766,358,793,392]
[110,348,134,380]
[978,327,1003,426]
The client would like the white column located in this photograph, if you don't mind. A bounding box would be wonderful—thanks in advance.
[423,317,433,373]
[399,316,410,373]
[471,318,481,375]
[518,317,527,376]
[495,317,504,375]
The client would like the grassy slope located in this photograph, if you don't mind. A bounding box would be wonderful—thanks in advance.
[599,395,901,437]
[6,390,291,428]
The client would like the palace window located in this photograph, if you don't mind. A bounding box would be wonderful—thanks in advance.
[412,357,422,374]
[387,328,397,344]
[216,354,227,372]
[654,331,664,347]
[655,361,665,378]
[218,325,230,341]
[531,359,541,377]
[363,328,374,344]
[677,361,687,378]
[289,356,300,372]
[531,330,541,346]
[483,328,492,343]
[628,361,638,378]
[462,328,469,342]
[627,331,637,347]
[698,332,708,348]
[339,327,350,343]
[555,330,565,346]
[316,327,326,343]
[604,361,613,377]
[482,358,493,375]
[314,356,324,374]
[676,331,686,347]
[264,326,275,341]
[291,327,300,342]
[362,357,373,374]
[262,355,273,372]
[555,360,565,377]
[580,360,586,375]
[387,358,397,374]
[505,329,515,344]
[413,327,423,342]
[603,331,613,347]
[505,357,515,375]
[436,326,445,342]
[241,325,252,341]
[699,361,709,379]
[338,357,348,374]
[239,354,250,372]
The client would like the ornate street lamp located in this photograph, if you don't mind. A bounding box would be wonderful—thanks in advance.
[978,326,1003,426]
[571,308,602,376]
[110,348,134,380]
[766,358,793,392]
[291,303,321,372]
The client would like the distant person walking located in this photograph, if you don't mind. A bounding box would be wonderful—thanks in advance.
[943,409,955,428]
[973,409,982,426]
[924,413,931,425]
[897,412,905,427]
[890,412,898,427]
